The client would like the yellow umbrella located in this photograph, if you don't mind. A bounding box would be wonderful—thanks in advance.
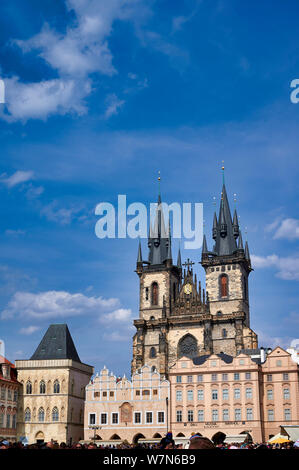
[269,437,291,444]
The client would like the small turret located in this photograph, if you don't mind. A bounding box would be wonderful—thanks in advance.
[212,212,218,240]
[237,231,244,251]
[233,209,239,239]
[219,199,227,237]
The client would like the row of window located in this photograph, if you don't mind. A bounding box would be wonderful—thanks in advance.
[24,407,59,423]
[266,373,290,381]
[89,411,165,426]
[176,407,293,423]
[176,387,252,401]
[176,408,254,423]
[176,386,291,402]
[94,389,158,399]
[176,372,253,383]
[0,413,17,429]
[25,380,60,395]
[176,372,290,383]
[267,409,292,421]
[0,388,18,402]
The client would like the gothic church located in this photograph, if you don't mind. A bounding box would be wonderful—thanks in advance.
[131,181,258,378]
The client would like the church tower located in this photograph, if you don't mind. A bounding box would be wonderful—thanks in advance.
[201,177,257,355]
[131,192,181,376]
[132,173,258,377]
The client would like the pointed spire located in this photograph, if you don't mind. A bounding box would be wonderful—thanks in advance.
[237,231,244,250]
[137,240,142,263]
[166,220,172,261]
[233,209,239,239]
[245,241,250,261]
[219,196,227,237]
[177,246,182,269]
[202,234,208,254]
[212,212,218,240]
[147,189,168,265]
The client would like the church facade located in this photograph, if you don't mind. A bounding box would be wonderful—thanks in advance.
[132,182,258,378]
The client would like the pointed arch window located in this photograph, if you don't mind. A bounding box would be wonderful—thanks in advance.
[52,407,59,422]
[26,381,32,395]
[24,408,31,422]
[38,407,45,422]
[219,274,228,298]
[53,380,60,394]
[40,380,46,394]
[151,282,158,306]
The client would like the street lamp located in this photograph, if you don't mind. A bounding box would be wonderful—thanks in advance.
[89,425,100,444]
[166,397,169,434]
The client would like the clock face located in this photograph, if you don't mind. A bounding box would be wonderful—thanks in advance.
[184,283,192,295]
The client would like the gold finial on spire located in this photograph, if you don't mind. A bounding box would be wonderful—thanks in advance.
[221,160,225,184]
[158,170,161,181]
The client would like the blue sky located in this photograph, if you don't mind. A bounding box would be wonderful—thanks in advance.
[0,0,298,376]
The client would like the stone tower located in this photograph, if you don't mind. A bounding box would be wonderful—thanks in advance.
[201,182,257,355]
[132,181,258,377]
[132,193,182,377]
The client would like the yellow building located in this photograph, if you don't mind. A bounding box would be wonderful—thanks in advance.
[16,324,93,445]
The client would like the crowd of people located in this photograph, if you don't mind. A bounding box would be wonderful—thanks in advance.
[1,431,298,450]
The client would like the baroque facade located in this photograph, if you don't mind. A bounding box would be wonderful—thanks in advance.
[169,346,299,443]
[16,324,93,445]
[84,364,169,444]
[132,182,257,378]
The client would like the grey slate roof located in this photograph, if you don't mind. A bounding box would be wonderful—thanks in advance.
[30,324,81,362]
[213,184,238,256]
[192,352,234,365]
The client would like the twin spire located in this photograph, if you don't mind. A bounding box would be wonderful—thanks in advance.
[137,175,251,268]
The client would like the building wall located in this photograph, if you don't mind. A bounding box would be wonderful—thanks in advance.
[261,348,299,440]
[205,263,249,323]
[84,365,169,444]
[169,354,263,443]
[169,348,299,443]
[16,359,93,444]
[0,373,21,441]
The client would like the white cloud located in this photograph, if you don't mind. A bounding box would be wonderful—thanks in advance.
[104,93,125,118]
[26,184,44,199]
[19,325,40,335]
[2,77,91,121]
[252,254,299,281]
[100,308,133,324]
[3,0,151,121]
[1,290,119,320]
[0,170,34,187]
[256,330,294,350]
[40,201,87,225]
[273,218,299,240]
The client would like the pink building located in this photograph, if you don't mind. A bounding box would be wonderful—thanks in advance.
[169,347,299,444]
